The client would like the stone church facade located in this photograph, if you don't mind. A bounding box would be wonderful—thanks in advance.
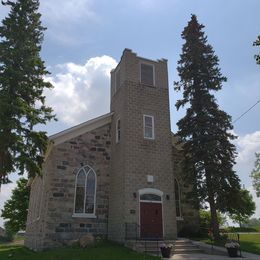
[25,49,199,250]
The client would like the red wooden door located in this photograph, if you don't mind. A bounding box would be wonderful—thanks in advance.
[140,202,163,238]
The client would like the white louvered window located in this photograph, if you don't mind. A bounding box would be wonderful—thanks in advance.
[143,115,154,139]
[141,63,154,86]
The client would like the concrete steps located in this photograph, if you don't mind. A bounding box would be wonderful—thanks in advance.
[126,240,165,256]
[173,239,204,254]
[125,238,204,257]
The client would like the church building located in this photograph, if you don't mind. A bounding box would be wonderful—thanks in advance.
[25,49,199,250]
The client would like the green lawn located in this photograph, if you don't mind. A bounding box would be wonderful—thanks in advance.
[239,234,260,255]
[194,234,260,255]
[0,242,160,260]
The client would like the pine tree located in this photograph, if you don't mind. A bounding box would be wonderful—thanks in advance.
[175,14,241,238]
[0,0,55,184]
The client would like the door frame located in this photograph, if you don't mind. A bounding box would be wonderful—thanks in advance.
[138,188,164,238]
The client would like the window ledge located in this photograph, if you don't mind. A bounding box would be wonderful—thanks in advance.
[144,137,155,140]
[176,216,184,221]
[141,82,155,88]
[72,213,96,218]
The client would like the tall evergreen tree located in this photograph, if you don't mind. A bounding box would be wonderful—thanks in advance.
[174,14,241,238]
[0,0,55,184]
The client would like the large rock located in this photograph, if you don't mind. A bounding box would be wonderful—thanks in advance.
[63,239,79,247]
[79,234,95,248]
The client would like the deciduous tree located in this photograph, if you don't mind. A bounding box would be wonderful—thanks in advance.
[0,0,56,185]
[1,178,30,233]
[251,153,260,197]
[199,210,227,230]
[229,189,255,227]
[175,14,241,238]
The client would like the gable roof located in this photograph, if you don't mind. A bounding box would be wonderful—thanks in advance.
[49,112,113,146]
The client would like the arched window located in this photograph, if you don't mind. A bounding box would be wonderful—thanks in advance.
[175,179,182,218]
[140,194,161,202]
[74,166,96,217]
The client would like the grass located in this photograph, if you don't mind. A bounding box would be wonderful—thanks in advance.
[193,234,260,255]
[0,241,160,260]
[239,234,260,255]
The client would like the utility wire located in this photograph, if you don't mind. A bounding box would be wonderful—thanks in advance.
[233,99,260,124]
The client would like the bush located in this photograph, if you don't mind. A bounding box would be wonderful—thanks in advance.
[199,210,226,228]
[3,222,15,242]
[178,225,201,238]
[227,226,258,232]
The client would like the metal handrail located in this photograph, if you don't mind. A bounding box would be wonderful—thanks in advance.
[125,222,161,256]
[200,227,242,257]
[125,222,163,240]
[125,222,140,240]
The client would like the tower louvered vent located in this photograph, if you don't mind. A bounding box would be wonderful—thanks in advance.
[141,63,154,86]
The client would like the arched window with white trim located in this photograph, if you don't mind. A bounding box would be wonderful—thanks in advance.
[74,166,96,217]
[175,179,182,218]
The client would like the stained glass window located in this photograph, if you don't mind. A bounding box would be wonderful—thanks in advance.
[74,166,96,216]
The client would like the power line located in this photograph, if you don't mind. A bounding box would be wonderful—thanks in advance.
[233,99,260,124]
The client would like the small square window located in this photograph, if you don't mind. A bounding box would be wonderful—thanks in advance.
[143,115,154,139]
[141,63,154,86]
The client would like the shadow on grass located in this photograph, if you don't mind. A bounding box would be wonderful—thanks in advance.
[0,241,160,260]
[0,244,37,259]
[190,235,260,256]
[240,241,260,255]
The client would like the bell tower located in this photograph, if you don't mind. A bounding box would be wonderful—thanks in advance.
[108,49,177,241]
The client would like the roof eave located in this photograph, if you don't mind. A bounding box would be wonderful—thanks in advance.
[50,112,113,146]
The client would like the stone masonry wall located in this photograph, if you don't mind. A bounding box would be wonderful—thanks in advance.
[108,78,127,242]
[123,81,177,239]
[25,174,45,250]
[25,124,111,250]
[109,49,177,241]
[172,141,200,235]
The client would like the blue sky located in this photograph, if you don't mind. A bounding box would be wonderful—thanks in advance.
[0,0,260,227]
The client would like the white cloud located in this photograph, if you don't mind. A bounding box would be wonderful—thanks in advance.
[235,131,260,165]
[1,1,96,26]
[39,0,99,45]
[130,0,180,11]
[132,0,164,9]
[247,186,260,218]
[232,130,260,218]
[0,0,98,45]
[45,55,117,125]
[0,182,17,228]
[40,0,97,25]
